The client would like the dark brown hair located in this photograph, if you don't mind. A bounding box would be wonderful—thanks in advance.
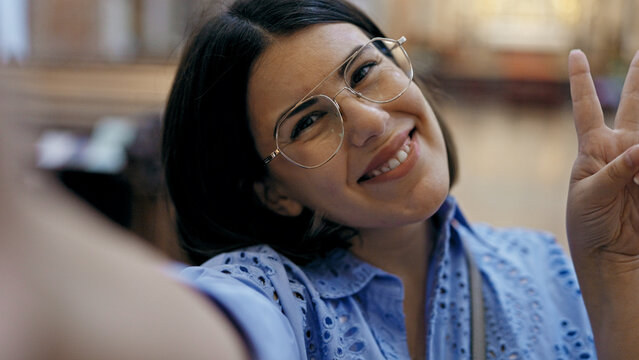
[162,0,457,265]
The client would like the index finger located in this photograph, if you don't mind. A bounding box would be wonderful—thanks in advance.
[569,49,605,141]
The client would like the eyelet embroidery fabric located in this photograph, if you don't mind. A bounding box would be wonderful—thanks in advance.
[177,196,596,360]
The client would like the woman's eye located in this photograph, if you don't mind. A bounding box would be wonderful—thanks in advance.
[290,111,326,140]
[350,62,377,86]
[374,42,392,57]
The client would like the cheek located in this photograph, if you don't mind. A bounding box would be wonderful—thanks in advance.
[276,160,354,219]
[409,88,436,125]
[389,85,435,127]
[288,171,344,208]
[407,87,446,149]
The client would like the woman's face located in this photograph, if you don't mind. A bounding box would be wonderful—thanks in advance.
[248,23,449,230]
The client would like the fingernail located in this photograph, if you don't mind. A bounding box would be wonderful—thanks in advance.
[634,173,639,186]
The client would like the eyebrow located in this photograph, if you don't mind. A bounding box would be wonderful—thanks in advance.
[273,44,364,133]
[272,97,319,136]
[287,97,318,118]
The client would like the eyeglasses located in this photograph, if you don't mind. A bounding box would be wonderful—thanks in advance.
[262,36,413,169]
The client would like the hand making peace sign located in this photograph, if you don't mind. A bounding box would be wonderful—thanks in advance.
[567,50,639,260]
[567,49,639,360]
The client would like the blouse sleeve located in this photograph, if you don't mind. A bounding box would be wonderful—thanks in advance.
[173,258,301,360]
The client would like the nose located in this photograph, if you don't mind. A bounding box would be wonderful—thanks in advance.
[337,94,388,148]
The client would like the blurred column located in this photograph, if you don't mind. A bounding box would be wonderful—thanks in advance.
[621,0,639,60]
[140,0,174,56]
[30,0,100,62]
[98,0,136,61]
[415,0,461,47]
[348,0,389,34]
[0,0,30,63]
[585,0,624,70]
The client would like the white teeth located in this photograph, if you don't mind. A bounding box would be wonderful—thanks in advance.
[364,138,413,180]
[397,149,408,162]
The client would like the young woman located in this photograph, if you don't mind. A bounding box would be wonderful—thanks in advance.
[2,0,638,359]
[161,0,639,359]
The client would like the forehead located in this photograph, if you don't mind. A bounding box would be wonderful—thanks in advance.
[248,23,371,134]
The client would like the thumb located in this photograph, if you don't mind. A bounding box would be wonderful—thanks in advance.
[591,144,639,193]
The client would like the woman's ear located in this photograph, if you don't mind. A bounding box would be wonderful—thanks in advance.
[253,179,303,217]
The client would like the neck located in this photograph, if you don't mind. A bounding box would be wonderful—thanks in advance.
[350,220,433,280]
[350,220,434,360]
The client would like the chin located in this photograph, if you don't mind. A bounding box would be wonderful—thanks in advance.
[342,187,450,229]
[408,188,449,220]
[400,178,450,221]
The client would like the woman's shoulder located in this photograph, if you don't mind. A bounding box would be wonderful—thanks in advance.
[202,244,291,265]
[471,222,558,252]
[462,223,596,358]
[445,205,580,302]
[176,245,307,359]
[467,223,580,296]
[445,197,569,270]
[181,245,305,300]
[198,245,295,274]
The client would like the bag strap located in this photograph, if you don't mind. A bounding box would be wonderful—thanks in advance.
[467,244,485,360]
[456,221,486,360]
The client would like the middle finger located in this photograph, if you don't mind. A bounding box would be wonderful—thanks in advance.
[615,50,639,131]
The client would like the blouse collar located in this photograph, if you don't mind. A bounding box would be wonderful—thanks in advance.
[303,196,461,299]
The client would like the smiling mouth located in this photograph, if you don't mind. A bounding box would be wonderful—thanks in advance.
[358,127,416,183]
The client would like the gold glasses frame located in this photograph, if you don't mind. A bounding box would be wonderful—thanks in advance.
[263,36,412,169]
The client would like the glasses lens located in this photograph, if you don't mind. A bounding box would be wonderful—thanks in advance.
[277,95,344,168]
[344,39,413,102]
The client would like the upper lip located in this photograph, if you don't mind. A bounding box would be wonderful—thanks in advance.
[358,127,413,182]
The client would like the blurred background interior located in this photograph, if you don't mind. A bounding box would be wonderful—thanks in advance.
[1,0,638,262]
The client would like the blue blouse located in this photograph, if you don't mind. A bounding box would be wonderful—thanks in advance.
[177,196,596,360]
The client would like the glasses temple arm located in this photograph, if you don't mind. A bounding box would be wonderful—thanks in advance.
[263,149,280,164]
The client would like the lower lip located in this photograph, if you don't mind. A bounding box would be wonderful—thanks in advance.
[361,134,420,185]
